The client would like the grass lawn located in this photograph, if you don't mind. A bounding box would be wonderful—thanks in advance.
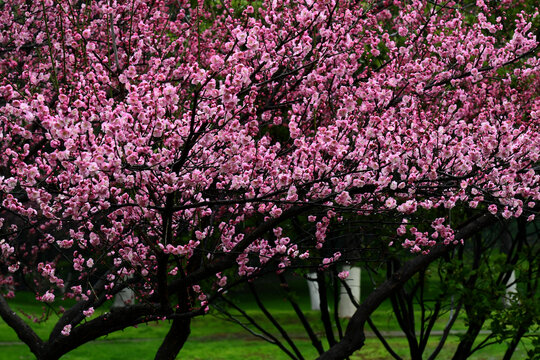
[0,276,534,359]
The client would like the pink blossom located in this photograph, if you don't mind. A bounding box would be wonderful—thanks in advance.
[40,291,55,303]
[0,0,538,350]
[385,197,397,209]
[61,325,72,336]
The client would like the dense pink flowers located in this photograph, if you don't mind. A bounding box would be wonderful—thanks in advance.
[0,0,538,338]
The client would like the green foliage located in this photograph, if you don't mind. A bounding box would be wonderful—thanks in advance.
[527,336,540,360]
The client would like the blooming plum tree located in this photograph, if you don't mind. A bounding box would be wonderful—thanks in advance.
[0,0,538,359]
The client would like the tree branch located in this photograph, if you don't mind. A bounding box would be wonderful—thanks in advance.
[0,295,44,358]
[317,213,497,360]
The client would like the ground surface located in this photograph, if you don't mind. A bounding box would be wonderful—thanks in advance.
[0,278,532,359]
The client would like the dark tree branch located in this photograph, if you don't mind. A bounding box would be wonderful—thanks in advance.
[419,300,441,353]
[166,204,315,295]
[0,295,45,358]
[317,213,497,360]
[331,269,344,341]
[366,318,403,360]
[279,274,325,355]
[216,296,298,359]
[317,270,337,347]
[155,273,192,360]
[49,268,119,342]
[47,304,160,360]
[248,282,304,360]
[340,272,402,360]
[427,302,462,360]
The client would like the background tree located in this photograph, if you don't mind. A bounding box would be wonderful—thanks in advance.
[213,211,540,360]
[313,216,540,360]
[0,0,538,359]
[356,217,539,360]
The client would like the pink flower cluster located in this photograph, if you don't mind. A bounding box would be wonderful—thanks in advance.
[0,0,537,315]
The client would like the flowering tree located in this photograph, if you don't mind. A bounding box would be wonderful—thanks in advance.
[0,0,538,359]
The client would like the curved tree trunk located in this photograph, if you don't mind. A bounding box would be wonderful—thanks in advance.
[450,322,484,360]
[155,316,192,360]
[317,214,496,360]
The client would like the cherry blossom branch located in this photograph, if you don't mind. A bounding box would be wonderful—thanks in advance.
[47,303,161,359]
[424,44,540,91]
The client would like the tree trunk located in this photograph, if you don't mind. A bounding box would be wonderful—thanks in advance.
[154,316,192,360]
[317,214,497,360]
[36,350,61,360]
[451,322,483,360]
[502,324,529,360]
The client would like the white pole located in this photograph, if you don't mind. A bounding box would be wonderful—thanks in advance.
[112,274,135,308]
[339,265,361,318]
[503,270,517,307]
[307,272,320,310]
[112,286,135,308]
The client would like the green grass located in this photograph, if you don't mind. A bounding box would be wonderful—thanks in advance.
[0,281,534,359]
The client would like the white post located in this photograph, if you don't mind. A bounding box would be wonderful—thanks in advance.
[307,272,320,311]
[112,275,135,308]
[112,287,135,308]
[339,265,361,318]
[503,270,517,307]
